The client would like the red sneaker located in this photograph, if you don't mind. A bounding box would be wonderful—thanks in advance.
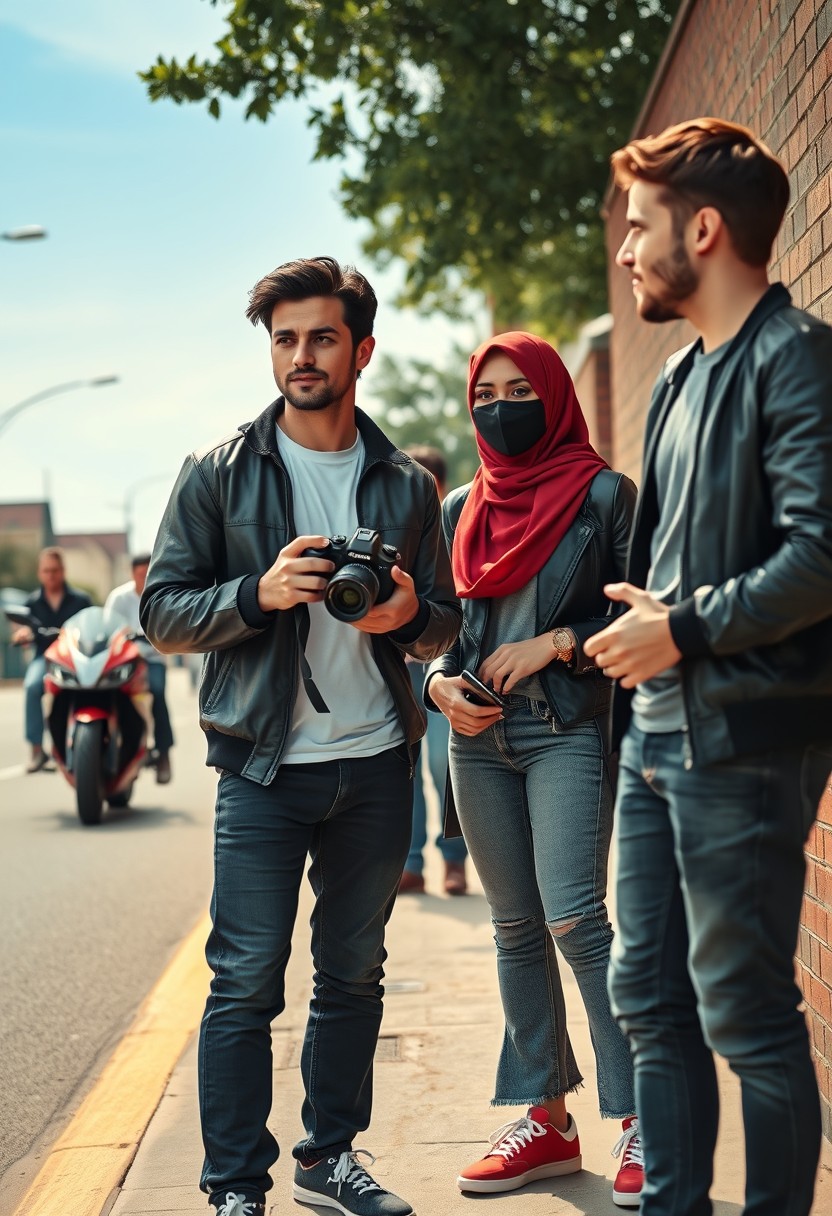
[612,1115,644,1207]
[457,1107,581,1193]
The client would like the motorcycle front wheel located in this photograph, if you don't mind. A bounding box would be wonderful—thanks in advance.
[107,781,134,809]
[74,719,105,826]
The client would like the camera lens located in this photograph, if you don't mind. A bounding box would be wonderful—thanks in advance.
[325,564,380,622]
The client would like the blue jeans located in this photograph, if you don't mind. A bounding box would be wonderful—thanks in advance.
[146,661,174,753]
[406,663,467,873]
[199,746,413,1200]
[24,654,47,747]
[449,696,635,1116]
[610,726,821,1216]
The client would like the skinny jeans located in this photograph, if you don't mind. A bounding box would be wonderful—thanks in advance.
[199,745,412,1201]
[610,726,821,1216]
[449,695,634,1116]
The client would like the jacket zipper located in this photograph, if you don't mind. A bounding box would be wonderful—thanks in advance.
[676,364,719,772]
[356,457,416,778]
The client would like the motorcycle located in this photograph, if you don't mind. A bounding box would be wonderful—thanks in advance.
[5,604,153,825]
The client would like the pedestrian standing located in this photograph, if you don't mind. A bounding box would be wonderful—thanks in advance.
[141,256,461,1216]
[399,444,468,896]
[586,117,832,1216]
[427,332,644,1207]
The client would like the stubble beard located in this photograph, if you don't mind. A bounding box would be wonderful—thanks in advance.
[637,236,699,324]
[280,358,357,413]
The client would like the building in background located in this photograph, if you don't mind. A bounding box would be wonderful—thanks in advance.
[0,501,129,603]
[602,0,832,1140]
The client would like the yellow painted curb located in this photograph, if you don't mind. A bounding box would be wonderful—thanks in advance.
[13,912,212,1216]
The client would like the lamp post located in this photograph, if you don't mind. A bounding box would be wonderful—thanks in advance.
[1,225,47,241]
[122,473,175,554]
[0,375,119,438]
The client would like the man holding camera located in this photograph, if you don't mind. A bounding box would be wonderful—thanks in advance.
[141,256,460,1216]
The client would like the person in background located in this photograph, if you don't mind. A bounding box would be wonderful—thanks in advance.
[427,332,643,1207]
[399,444,469,896]
[586,117,832,1216]
[105,553,174,784]
[13,546,90,773]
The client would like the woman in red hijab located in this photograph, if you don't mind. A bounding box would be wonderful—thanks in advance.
[426,332,643,1206]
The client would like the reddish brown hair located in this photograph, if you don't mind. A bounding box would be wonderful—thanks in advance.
[611,117,789,266]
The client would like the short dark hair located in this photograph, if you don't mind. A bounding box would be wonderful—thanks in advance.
[404,445,447,488]
[246,256,378,347]
[131,553,152,569]
[611,117,790,266]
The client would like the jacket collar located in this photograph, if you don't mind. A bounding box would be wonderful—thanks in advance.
[665,282,792,385]
[239,396,406,467]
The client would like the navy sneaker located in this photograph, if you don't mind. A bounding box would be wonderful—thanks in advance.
[211,1191,265,1216]
[293,1149,413,1215]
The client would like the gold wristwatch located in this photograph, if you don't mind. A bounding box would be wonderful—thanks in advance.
[550,626,575,665]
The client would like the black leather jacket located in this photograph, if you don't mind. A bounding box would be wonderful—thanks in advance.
[426,468,637,730]
[613,284,832,764]
[140,398,461,783]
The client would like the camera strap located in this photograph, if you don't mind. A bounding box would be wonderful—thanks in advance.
[294,605,330,713]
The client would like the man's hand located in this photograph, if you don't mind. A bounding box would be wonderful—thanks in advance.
[351,564,419,634]
[257,535,334,612]
[479,635,552,695]
[583,583,682,688]
[430,673,503,736]
[12,625,34,646]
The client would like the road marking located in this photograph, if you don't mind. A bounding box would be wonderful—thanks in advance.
[0,764,24,780]
[12,911,211,1216]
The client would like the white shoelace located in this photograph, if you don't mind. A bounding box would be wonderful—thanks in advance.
[487,1114,549,1160]
[216,1194,259,1216]
[327,1149,383,1197]
[611,1118,644,1168]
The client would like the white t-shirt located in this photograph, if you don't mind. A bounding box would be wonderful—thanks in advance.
[103,581,164,664]
[276,424,403,763]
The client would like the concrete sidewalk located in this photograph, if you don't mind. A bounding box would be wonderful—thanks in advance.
[108,847,830,1216]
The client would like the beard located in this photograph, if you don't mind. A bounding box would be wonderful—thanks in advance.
[279,358,357,412]
[637,235,699,324]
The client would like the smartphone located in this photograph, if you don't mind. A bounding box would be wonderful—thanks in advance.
[460,669,505,709]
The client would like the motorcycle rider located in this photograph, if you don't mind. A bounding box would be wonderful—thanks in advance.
[14,546,90,772]
[104,553,174,784]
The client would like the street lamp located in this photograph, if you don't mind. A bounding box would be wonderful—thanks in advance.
[2,225,48,241]
[122,473,175,554]
[0,376,119,438]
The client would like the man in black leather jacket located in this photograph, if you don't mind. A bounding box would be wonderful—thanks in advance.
[585,120,832,1216]
[141,257,460,1216]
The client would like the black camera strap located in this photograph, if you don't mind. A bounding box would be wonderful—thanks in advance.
[294,605,330,714]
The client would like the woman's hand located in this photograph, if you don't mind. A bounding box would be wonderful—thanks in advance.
[429,673,503,737]
[479,635,553,695]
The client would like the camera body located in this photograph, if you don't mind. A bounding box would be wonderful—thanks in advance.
[302,527,401,622]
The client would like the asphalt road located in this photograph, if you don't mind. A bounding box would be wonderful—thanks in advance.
[0,667,217,1216]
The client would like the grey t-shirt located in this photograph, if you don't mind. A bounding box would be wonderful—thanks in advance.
[481,577,548,703]
[275,425,403,762]
[632,340,730,732]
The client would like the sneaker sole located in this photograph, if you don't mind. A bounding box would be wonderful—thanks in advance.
[293,1181,415,1215]
[456,1156,582,1193]
[612,1188,642,1207]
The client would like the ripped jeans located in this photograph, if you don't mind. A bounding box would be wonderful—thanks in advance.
[449,697,634,1117]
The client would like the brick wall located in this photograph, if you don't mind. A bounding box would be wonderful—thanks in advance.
[603,0,832,1137]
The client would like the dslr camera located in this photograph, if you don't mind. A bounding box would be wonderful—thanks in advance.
[303,527,401,622]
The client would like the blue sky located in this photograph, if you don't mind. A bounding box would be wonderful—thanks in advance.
[0,2,483,552]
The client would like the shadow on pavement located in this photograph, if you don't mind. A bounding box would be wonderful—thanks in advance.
[47,804,198,831]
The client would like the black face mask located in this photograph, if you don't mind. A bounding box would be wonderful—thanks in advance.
[473,398,546,457]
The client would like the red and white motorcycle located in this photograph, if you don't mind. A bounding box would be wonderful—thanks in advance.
[6,605,152,825]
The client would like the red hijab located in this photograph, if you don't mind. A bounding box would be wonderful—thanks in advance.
[452,331,608,599]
